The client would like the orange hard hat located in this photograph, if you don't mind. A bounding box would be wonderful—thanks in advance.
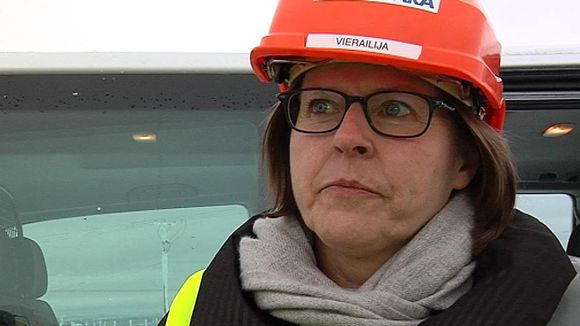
[250,0,506,130]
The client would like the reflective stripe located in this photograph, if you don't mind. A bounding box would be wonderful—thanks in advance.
[166,269,205,326]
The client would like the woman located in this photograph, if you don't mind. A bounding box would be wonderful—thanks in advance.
[160,0,576,325]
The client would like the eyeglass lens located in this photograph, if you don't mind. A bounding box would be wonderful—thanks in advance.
[287,89,432,137]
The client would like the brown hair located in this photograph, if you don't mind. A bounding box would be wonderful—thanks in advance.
[262,98,517,254]
[454,108,517,253]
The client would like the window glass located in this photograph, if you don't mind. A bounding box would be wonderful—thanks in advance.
[0,74,275,325]
[515,194,574,249]
[23,206,248,325]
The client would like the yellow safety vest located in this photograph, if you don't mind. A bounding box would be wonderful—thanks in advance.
[166,269,205,326]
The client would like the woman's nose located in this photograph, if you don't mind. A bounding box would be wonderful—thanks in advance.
[332,104,374,156]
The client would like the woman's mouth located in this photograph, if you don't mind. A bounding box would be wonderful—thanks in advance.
[322,180,380,196]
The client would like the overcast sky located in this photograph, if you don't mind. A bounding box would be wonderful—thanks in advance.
[0,0,578,53]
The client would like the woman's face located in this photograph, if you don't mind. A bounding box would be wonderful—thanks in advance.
[290,63,477,259]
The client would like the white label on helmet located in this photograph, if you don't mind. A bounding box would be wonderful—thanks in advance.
[306,34,422,60]
[315,0,441,14]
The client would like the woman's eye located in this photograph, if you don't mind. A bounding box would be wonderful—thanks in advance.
[381,102,412,117]
[309,100,335,113]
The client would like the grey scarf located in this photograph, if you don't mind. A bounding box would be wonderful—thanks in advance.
[239,193,476,326]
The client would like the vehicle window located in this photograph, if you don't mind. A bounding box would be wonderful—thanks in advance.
[22,205,248,325]
[0,74,276,325]
[515,194,575,249]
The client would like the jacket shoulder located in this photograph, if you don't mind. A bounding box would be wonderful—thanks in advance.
[421,209,576,326]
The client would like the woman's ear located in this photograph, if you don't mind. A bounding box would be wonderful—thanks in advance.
[452,145,480,190]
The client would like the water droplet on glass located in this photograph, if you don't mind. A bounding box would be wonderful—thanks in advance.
[96,207,102,212]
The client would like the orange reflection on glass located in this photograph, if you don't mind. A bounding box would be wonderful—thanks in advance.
[543,123,575,138]
[132,133,157,143]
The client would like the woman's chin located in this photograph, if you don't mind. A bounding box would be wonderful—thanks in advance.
[310,218,384,250]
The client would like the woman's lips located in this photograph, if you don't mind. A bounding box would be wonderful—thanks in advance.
[322,180,381,196]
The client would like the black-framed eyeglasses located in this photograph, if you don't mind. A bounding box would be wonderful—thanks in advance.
[277,88,457,138]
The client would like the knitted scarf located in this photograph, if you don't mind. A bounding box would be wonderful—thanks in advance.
[239,193,476,326]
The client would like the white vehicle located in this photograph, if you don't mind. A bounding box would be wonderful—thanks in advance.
[0,1,578,325]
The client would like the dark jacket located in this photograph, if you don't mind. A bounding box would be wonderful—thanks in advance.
[567,224,580,257]
[159,210,576,326]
